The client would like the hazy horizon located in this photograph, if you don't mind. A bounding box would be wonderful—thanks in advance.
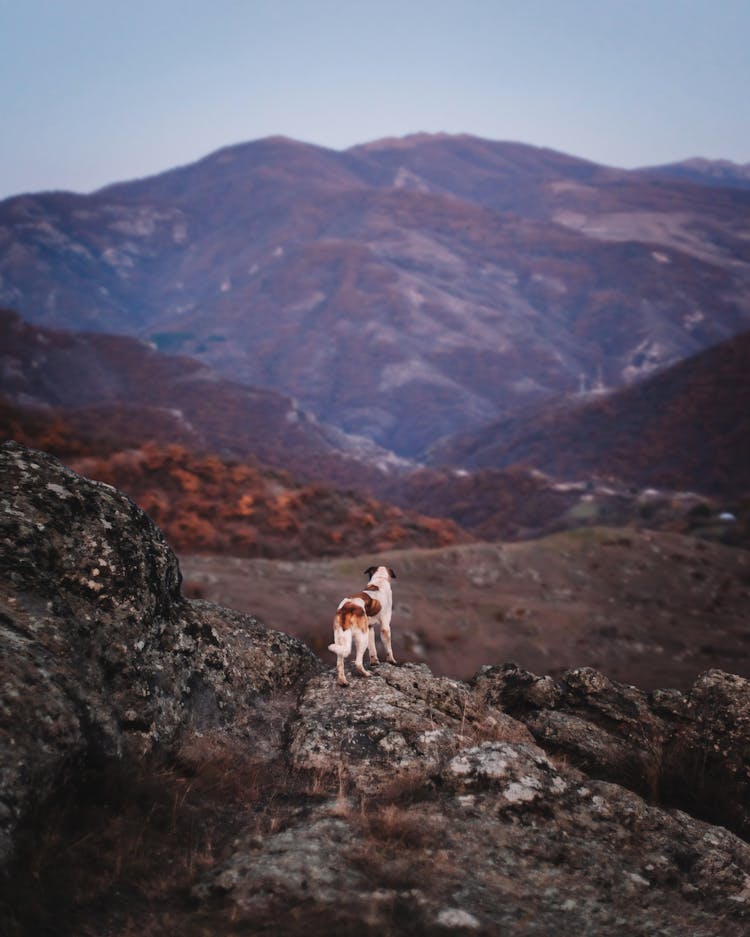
[2,0,750,200]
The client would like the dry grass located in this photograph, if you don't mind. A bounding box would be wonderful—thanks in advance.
[0,718,505,937]
[173,735,272,807]
[360,803,441,850]
[2,714,504,936]
[0,736,313,937]
[345,798,461,901]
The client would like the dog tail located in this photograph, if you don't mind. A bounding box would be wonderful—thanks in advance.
[329,602,364,655]
[328,626,353,656]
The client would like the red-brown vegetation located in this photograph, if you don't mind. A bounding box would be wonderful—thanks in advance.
[21,436,467,558]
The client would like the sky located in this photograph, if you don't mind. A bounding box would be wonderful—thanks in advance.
[1,0,749,199]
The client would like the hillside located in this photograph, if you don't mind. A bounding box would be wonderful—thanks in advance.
[0,308,406,488]
[2,134,750,456]
[4,307,749,553]
[68,443,467,558]
[429,329,750,498]
[0,400,466,561]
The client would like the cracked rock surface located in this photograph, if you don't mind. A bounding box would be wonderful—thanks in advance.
[1,441,750,936]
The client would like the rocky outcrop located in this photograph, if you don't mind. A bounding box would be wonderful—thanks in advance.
[473,662,750,840]
[2,441,750,935]
[0,440,319,869]
[197,658,750,936]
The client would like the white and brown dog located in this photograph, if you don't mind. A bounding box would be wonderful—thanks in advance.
[329,565,397,686]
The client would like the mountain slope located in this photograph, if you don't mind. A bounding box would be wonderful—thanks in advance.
[429,329,750,497]
[2,134,750,456]
[0,311,469,558]
[0,308,407,487]
[66,443,467,559]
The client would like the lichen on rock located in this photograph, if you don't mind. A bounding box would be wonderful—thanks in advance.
[0,441,319,870]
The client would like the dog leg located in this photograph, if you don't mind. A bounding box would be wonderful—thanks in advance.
[381,619,397,665]
[329,626,351,687]
[353,628,372,678]
[368,624,380,665]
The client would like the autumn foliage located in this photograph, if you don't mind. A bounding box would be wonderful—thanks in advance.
[5,423,462,557]
[69,444,466,558]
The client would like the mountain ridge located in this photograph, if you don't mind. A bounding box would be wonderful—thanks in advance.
[2,133,750,456]
[638,156,750,191]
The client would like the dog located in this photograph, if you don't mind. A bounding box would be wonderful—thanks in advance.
[328,565,397,686]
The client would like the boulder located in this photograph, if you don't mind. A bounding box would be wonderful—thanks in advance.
[0,441,319,868]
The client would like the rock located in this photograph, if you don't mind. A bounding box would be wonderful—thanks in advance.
[2,440,750,936]
[0,441,319,869]
[447,741,568,807]
[473,661,750,840]
[662,669,750,840]
[200,677,750,935]
[289,662,531,793]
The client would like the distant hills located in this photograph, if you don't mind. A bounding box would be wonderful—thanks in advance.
[3,308,748,553]
[638,157,750,191]
[2,133,750,457]
[429,328,750,498]
[0,309,468,558]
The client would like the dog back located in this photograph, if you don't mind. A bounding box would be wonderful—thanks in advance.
[351,590,382,618]
[334,599,368,632]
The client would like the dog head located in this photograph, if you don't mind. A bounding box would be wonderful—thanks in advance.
[364,565,396,580]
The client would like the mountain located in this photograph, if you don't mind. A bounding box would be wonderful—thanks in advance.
[2,134,750,456]
[428,328,750,498]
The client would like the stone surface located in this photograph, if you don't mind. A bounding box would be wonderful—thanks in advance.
[0,441,319,867]
[473,661,750,839]
[289,662,531,793]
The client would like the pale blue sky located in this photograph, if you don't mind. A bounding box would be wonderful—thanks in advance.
[1,0,749,198]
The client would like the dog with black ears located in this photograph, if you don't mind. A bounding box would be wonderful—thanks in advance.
[328,565,397,686]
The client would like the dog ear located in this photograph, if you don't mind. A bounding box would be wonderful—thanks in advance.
[388,568,397,579]
[364,566,377,577]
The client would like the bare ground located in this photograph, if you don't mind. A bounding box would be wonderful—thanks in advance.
[181,526,750,692]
